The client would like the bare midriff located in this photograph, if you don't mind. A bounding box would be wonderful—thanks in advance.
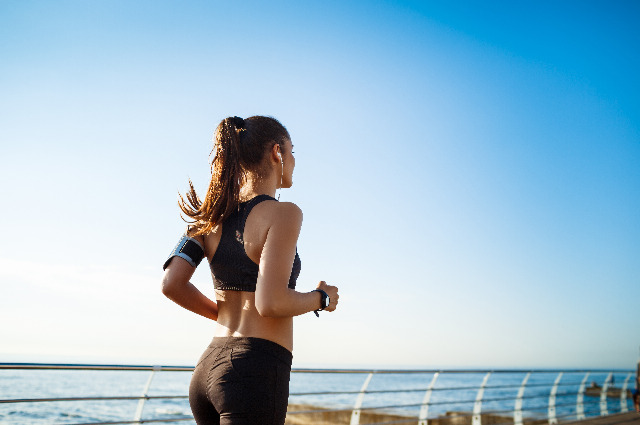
[213,290,293,352]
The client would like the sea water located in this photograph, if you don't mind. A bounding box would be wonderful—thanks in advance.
[0,368,634,425]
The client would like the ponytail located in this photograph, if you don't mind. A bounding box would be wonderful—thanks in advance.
[178,115,289,236]
[179,117,245,235]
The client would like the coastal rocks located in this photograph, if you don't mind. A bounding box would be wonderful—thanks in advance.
[284,405,547,425]
[584,383,632,399]
[285,404,415,425]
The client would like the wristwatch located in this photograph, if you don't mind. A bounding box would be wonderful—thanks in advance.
[312,289,330,317]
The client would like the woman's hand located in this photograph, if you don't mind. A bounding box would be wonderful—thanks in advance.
[316,281,339,312]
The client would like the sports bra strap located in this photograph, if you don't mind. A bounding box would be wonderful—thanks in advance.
[239,194,277,233]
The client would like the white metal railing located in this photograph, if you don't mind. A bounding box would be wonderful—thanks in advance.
[0,364,634,425]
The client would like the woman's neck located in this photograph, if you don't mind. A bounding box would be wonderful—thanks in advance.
[240,172,278,201]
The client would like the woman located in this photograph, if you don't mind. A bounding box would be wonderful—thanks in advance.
[161,115,339,425]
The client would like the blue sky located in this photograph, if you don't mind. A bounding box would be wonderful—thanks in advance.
[0,0,638,369]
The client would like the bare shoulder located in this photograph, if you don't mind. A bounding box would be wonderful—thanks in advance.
[259,200,303,231]
[276,201,303,220]
[269,201,302,228]
[254,199,301,217]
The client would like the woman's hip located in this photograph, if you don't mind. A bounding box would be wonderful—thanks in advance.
[190,336,292,423]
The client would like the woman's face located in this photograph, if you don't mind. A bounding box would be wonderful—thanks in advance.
[281,138,295,188]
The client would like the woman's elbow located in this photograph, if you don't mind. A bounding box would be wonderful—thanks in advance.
[255,298,282,317]
[161,275,178,298]
[255,302,276,317]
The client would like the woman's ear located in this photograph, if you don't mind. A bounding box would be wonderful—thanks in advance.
[271,143,282,163]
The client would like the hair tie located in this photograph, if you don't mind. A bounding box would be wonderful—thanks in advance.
[231,116,245,129]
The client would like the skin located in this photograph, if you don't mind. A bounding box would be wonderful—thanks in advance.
[162,137,339,352]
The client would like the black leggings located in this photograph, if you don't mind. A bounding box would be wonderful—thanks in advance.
[189,337,293,425]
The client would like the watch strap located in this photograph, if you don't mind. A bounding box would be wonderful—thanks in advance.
[312,289,329,317]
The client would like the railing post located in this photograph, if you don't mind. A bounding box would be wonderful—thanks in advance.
[599,372,612,416]
[621,372,632,413]
[576,372,590,420]
[418,372,440,425]
[134,365,160,423]
[350,372,374,425]
[514,372,530,425]
[472,372,491,425]
[548,372,563,425]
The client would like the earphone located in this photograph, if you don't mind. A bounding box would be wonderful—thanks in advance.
[276,148,283,200]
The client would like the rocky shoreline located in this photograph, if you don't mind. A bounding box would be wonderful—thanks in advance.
[584,384,632,398]
[285,404,549,425]
[284,385,634,425]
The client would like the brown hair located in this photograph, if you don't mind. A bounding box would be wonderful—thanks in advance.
[179,115,290,236]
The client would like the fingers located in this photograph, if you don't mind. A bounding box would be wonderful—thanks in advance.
[316,280,339,312]
[326,291,339,311]
[326,285,339,311]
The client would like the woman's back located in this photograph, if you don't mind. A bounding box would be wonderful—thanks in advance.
[201,195,299,351]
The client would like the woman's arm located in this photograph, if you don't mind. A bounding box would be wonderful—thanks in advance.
[162,256,218,321]
[255,202,339,318]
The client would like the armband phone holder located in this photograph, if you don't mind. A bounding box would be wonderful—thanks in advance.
[163,234,205,270]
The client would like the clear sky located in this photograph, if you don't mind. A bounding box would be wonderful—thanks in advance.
[1,0,638,369]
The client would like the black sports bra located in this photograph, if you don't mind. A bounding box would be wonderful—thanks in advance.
[210,194,301,291]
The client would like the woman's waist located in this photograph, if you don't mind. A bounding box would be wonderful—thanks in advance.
[207,335,293,364]
[214,318,293,352]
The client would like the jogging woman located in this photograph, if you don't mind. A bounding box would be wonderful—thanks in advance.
[161,115,339,424]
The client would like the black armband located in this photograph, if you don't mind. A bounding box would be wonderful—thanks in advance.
[162,234,205,270]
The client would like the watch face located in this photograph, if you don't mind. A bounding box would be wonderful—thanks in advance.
[323,295,330,310]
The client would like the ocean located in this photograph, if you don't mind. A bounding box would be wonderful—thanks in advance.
[0,368,634,424]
